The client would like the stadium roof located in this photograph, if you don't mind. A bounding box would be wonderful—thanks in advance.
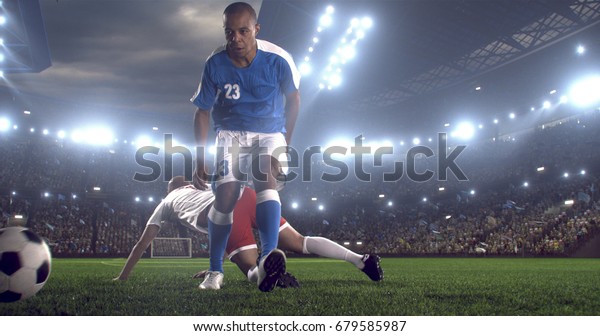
[0,0,51,74]
[258,0,600,133]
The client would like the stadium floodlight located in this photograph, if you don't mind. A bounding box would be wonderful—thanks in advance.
[29,128,35,133]
[493,119,499,124]
[563,172,569,178]
[42,129,49,135]
[478,124,484,129]
[340,45,356,60]
[152,126,158,131]
[445,215,452,220]
[470,190,476,195]
[422,197,427,202]
[356,29,366,40]
[565,200,574,206]
[570,75,600,107]
[400,141,405,146]
[454,122,475,140]
[311,197,318,201]
[560,95,569,104]
[0,38,3,46]
[361,17,373,29]
[351,18,359,27]
[72,194,77,199]
[148,197,154,202]
[379,194,385,198]
[44,192,50,198]
[208,145,216,155]
[0,53,4,62]
[325,5,334,14]
[0,15,6,25]
[439,187,445,191]
[24,110,31,115]
[312,37,319,44]
[0,70,4,78]
[93,187,101,191]
[523,182,529,187]
[319,14,332,27]
[581,170,586,175]
[387,201,393,207]
[12,124,17,130]
[57,130,66,139]
[537,166,545,172]
[0,117,9,131]
[577,45,585,55]
[509,112,516,119]
[299,62,312,76]
[308,47,314,53]
[135,197,140,202]
[549,89,557,95]
[135,135,153,147]
[412,137,421,145]
[291,202,298,209]
[543,101,551,109]
[318,204,324,211]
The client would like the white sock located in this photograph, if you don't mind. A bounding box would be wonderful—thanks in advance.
[303,236,364,269]
[247,266,259,283]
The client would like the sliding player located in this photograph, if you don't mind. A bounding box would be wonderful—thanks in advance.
[114,177,383,290]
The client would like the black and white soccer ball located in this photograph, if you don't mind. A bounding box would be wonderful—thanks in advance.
[0,227,52,303]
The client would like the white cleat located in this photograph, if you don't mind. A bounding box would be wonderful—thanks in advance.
[199,271,224,290]
[257,249,287,292]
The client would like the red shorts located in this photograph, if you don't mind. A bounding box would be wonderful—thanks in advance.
[226,187,288,259]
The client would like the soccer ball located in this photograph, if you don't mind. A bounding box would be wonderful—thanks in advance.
[0,227,52,303]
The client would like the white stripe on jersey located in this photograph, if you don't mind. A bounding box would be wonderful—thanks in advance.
[146,185,215,234]
[257,39,300,90]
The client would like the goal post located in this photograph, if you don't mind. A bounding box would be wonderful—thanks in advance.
[150,237,193,258]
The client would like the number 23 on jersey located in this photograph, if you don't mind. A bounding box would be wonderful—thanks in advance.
[224,83,240,100]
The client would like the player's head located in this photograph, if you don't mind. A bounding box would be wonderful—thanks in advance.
[167,176,190,194]
[223,2,260,59]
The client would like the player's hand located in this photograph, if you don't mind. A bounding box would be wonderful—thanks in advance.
[192,269,209,279]
[193,161,209,190]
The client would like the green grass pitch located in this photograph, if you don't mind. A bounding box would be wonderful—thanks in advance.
[1,257,600,316]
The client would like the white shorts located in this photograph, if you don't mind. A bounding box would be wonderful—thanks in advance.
[212,130,287,188]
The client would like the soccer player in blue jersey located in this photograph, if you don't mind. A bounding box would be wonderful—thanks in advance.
[190,2,301,292]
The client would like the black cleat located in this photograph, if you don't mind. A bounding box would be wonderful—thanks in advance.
[276,272,300,288]
[361,254,384,281]
[257,249,287,292]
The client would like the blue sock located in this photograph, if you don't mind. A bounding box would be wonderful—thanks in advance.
[256,200,281,259]
[207,219,231,273]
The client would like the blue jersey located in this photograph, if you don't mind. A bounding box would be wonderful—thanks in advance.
[191,39,300,134]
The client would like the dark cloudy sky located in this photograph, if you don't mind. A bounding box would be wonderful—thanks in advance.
[10,0,262,135]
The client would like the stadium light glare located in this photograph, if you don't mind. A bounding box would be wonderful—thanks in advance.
[72,194,77,199]
[208,145,216,155]
[135,135,153,147]
[135,197,140,202]
[44,192,50,198]
[523,182,529,187]
[0,15,6,25]
[93,187,101,191]
[581,170,586,175]
[549,89,557,95]
[379,194,385,198]
[24,110,31,115]
[0,38,3,46]
[299,62,311,76]
[0,53,4,62]
[563,172,569,178]
[148,197,154,202]
[560,95,569,104]
[29,128,35,133]
[412,137,420,145]
[351,18,359,27]
[445,215,452,220]
[325,5,334,14]
[318,204,324,211]
[576,45,585,55]
[42,129,49,135]
[0,117,10,131]
[57,130,66,139]
[470,190,476,195]
[493,119,499,124]
[451,122,475,140]
[509,112,516,119]
[565,200,574,206]
[0,70,4,78]
[319,14,332,27]
[291,202,298,209]
[422,197,427,202]
[570,75,600,107]
[537,166,545,172]
[12,124,17,130]
[361,17,373,29]
[387,201,393,207]
[311,197,317,201]
[543,101,551,109]
[439,187,445,191]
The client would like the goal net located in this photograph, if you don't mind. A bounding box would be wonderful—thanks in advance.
[151,237,193,258]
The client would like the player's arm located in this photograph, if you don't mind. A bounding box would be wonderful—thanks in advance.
[193,107,211,190]
[284,90,300,146]
[113,225,160,281]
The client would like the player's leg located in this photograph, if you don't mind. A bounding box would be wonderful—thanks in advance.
[200,132,242,290]
[278,225,384,281]
[250,134,287,292]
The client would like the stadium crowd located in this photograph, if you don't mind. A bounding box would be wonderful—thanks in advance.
[1,111,599,258]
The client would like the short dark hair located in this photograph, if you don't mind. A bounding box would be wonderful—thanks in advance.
[223,2,257,22]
